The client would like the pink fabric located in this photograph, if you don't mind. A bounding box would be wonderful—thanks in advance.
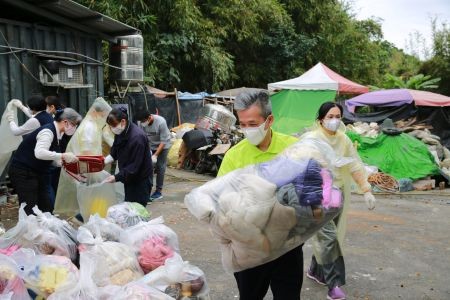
[138,236,174,273]
[321,63,369,95]
[320,169,333,208]
[0,245,20,256]
[408,89,450,107]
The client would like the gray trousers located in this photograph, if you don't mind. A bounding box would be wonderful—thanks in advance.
[152,148,169,192]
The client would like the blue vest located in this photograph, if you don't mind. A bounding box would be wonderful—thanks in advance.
[34,111,53,126]
[11,123,60,173]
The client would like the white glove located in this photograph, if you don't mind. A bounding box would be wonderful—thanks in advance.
[152,154,157,164]
[62,152,78,163]
[10,99,23,108]
[104,155,114,165]
[102,175,116,184]
[6,111,14,122]
[364,192,376,210]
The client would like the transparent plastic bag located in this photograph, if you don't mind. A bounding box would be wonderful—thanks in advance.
[106,202,151,228]
[98,282,175,300]
[140,253,209,299]
[77,227,143,287]
[16,252,79,298]
[184,138,344,272]
[47,253,99,300]
[0,253,31,300]
[0,205,77,261]
[81,214,124,242]
[120,217,179,273]
[77,171,121,222]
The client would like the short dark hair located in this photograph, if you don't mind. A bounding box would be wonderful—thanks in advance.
[45,95,63,109]
[27,95,47,111]
[316,102,343,121]
[134,109,151,122]
[107,107,128,125]
[234,89,272,118]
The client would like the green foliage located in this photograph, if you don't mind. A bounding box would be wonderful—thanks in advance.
[76,0,441,94]
[380,73,441,90]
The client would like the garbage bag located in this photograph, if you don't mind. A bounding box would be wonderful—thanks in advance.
[106,202,151,229]
[81,214,124,242]
[97,281,174,300]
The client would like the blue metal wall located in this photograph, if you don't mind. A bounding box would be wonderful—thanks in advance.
[0,17,104,117]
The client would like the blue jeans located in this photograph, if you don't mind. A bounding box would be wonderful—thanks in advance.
[152,148,169,192]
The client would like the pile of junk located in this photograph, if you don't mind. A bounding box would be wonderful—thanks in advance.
[168,104,243,175]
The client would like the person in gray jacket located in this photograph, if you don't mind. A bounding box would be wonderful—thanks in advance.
[136,110,172,201]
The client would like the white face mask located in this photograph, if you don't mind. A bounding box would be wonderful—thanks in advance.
[141,120,149,127]
[323,119,341,132]
[242,120,268,145]
[64,123,77,136]
[111,123,125,135]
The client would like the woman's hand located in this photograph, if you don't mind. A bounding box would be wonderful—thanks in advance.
[363,192,376,210]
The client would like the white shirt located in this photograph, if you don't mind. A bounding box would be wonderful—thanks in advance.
[9,117,40,136]
[34,121,63,161]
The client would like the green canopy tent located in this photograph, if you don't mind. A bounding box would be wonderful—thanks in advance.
[267,62,368,135]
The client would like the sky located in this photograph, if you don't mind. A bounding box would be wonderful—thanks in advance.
[351,0,450,58]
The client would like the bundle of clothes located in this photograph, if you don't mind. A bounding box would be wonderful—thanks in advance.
[0,204,210,300]
[185,138,344,273]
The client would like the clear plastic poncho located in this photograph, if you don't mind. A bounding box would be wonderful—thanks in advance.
[54,97,121,216]
[0,100,22,176]
[184,138,345,273]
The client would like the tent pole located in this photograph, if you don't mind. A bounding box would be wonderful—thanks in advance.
[174,88,182,126]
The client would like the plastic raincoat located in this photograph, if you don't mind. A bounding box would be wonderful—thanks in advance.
[0,101,22,176]
[301,121,371,287]
[54,98,115,216]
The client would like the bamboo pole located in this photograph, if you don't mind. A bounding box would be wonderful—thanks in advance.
[174,88,182,126]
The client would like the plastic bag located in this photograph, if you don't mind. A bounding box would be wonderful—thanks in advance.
[0,100,22,176]
[0,253,31,300]
[15,251,79,298]
[184,138,344,273]
[97,282,175,300]
[0,205,77,262]
[47,253,99,300]
[77,171,121,222]
[140,253,209,299]
[120,217,179,273]
[107,202,151,228]
[77,227,143,287]
[81,214,124,242]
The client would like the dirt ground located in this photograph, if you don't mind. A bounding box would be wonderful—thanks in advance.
[1,168,450,299]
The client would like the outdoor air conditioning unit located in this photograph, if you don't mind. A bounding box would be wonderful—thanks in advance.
[39,60,93,89]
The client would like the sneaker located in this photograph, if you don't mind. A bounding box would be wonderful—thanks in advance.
[306,269,326,286]
[150,191,163,200]
[327,286,346,300]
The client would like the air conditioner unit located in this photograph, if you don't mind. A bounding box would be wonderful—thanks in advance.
[39,60,93,89]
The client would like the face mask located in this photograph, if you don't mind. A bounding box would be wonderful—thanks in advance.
[141,120,149,127]
[242,120,268,145]
[64,123,77,136]
[111,123,125,135]
[323,119,341,132]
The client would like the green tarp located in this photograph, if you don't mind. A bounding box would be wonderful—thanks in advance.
[270,90,336,135]
[347,131,440,180]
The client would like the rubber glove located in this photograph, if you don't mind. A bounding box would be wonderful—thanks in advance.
[10,99,23,108]
[364,192,376,210]
[104,155,114,165]
[62,152,78,163]
[6,111,15,122]
[102,175,116,183]
[152,154,157,164]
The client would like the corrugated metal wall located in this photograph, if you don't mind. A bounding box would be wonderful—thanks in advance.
[0,17,104,118]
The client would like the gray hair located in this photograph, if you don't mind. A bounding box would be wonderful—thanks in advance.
[55,107,82,125]
[234,89,272,118]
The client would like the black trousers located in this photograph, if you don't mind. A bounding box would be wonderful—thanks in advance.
[8,165,53,215]
[124,176,152,207]
[234,244,304,300]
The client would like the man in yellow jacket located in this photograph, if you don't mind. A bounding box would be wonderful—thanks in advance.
[218,89,303,300]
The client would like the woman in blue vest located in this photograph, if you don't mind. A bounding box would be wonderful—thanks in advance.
[6,95,53,136]
[8,108,82,215]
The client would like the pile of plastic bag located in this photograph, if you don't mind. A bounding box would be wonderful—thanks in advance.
[0,203,210,299]
[185,138,344,273]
